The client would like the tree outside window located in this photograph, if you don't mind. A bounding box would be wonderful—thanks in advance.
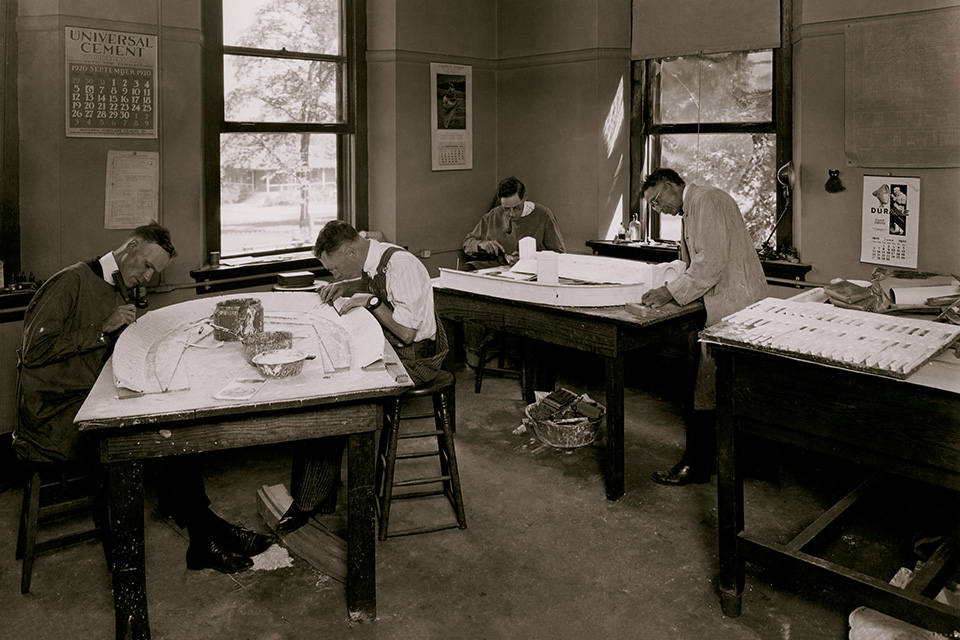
[208,0,353,258]
[635,51,777,248]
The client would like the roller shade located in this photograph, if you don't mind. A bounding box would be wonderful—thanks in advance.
[632,0,780,60]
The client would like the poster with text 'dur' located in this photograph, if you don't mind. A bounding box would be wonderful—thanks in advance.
[860,175,919,269]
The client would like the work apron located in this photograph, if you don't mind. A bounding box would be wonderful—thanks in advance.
[364,247,448,385]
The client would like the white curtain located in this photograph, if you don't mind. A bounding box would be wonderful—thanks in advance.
[632,0,780,59]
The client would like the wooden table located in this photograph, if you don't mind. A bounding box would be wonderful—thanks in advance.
[433,285,705,500]
[712,343,960,634]
[75,331,410,639]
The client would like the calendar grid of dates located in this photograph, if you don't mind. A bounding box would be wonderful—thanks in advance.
[69,64,154,134]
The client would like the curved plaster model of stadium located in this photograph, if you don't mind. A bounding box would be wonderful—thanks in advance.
[436,236,685,307]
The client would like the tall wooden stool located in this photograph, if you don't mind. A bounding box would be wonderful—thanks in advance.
[376,370,467,540]
[16,463,110,594]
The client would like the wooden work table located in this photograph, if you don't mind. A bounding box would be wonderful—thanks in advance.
[712,342,960,634]
[75,325,410,639]
[432,284,706,501]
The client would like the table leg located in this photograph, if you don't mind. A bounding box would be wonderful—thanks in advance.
[715,349,744,616]
[604,353,625,500]
[109,460,150,640]
[520,339,557,405]
[346,430,377,621]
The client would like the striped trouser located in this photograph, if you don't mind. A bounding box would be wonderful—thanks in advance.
[290,435,347,512]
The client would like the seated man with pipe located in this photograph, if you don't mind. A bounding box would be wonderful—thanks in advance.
[15,222,273,572]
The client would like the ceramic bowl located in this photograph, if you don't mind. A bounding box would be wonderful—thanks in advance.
[251,349,307,379]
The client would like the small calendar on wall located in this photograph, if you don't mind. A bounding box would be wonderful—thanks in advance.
[65,26,158,138]
[430,62,472,171]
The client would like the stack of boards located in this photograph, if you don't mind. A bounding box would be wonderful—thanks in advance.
[701,297,960,379]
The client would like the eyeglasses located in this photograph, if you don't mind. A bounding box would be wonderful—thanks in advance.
[646,184,666,211]
[503,199,525,214]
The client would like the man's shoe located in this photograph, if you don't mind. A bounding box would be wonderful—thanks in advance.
[651,461,711,486]
[186,539,253,573]
[211,520,274,556]
[275,504,311,534]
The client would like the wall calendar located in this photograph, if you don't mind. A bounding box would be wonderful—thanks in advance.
[430,62,472,171]
[65,26,158,138]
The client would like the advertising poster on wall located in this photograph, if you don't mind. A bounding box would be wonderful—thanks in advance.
[65,26,158,138]
[860,175,920,268]
[430,62,472,171]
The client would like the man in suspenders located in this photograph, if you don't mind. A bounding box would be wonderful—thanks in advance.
[276,221,448,533]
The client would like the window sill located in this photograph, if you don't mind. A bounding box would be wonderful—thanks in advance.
[189,253,329,295]
[585,240,813,284]
[585,240,680,263]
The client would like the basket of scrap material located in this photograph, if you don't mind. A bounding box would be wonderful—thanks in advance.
[524,391,605,449]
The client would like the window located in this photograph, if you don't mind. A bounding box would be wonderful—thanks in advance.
[203,0,363,260]
[632,50,787,251]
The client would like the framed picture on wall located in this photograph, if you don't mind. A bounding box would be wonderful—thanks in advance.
[430,62,472,171]
[860,175,920,269]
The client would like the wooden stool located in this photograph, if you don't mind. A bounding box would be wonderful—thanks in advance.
[16,463,110,594]
[376,370,467,539]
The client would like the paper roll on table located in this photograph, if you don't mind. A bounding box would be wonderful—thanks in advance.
[889,284,960,306]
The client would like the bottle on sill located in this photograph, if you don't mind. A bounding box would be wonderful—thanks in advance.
[628,214,642,242]
[616,222,626,243]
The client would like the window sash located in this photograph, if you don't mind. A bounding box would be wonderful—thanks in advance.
[636,50,788,249]
[203,0,361,259]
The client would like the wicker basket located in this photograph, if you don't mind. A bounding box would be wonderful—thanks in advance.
[524,398,605,449]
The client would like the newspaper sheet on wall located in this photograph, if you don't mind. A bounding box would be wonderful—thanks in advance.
[430,62,472,171]
[860,175,920,269]
[104,150,159,229]
[844,8,959,168]
[65,26,158,138]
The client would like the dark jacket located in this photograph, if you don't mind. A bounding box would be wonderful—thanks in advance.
[15,260,121,462]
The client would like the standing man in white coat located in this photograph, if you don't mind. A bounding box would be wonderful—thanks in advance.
[640,168,767,485]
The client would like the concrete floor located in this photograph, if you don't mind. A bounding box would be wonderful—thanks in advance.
[0,351,947,640]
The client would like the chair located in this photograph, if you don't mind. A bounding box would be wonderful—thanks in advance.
[16,462,110,594]
[472,331,523,394]
[375,370,467,540]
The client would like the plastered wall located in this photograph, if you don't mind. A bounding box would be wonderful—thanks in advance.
[794,0,960,283]
[17,0,204,306]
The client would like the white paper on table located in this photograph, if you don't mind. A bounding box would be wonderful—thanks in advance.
[889,284,960,305]
[334,306,384,368]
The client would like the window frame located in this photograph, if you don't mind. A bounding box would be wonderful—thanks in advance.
[202,0,367,261]
[631,39,792,252]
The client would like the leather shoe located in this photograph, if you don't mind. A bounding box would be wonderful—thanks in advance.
[275,504,311,534]
[186,538,253,574]
[651,461,711,486]
[211,520,274,556]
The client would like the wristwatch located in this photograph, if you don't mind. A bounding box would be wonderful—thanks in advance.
[366,295,381,311]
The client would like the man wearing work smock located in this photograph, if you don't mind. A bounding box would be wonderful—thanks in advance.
[640,168,767,486]
[460,175,566,368]
[275,220,447,532]
[462,175,566,270]
[15,222,273,573]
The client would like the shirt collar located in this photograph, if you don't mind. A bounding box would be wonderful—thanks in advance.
[99,252,120,285]
[362,238,384,277]
[521,201,534,217]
